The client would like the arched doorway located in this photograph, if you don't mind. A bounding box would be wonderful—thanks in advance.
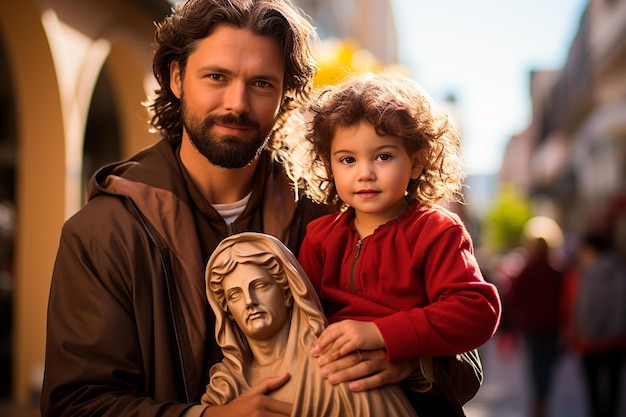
[0,34,16,402]
[82,68,122,203]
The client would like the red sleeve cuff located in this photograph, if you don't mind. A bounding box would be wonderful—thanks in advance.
[374,311,422,361]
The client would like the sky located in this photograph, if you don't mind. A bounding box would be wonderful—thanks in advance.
[390,0,588,176]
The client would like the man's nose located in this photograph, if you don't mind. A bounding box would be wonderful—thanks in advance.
[223,81,250,115]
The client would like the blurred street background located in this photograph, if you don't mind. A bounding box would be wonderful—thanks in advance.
[2,1,626,416]
[465,334,626,417]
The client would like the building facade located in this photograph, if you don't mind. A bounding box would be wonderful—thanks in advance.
[501,0,626,256]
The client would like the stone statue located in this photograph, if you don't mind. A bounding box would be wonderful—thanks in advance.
[202,232,418,416]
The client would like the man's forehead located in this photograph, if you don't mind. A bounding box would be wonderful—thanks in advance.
[187,25,284,75]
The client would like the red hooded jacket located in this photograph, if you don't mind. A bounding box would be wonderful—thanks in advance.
[298,201,501,361]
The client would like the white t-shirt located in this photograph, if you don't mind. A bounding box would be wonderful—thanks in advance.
[212,192,251,224]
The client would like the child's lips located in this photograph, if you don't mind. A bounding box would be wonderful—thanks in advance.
[356,189,380,198]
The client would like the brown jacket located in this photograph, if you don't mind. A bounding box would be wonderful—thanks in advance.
[41,139,327,417]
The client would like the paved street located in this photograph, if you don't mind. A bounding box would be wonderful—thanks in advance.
[464,334,626,417]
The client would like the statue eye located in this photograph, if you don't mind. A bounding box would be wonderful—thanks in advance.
[227,289,242,301]
[254,280,271,290]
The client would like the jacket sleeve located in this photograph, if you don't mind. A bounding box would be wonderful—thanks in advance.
[374,222,502,361]
[41,206,193,417]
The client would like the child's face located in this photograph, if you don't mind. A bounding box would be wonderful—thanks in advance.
[330,120,423,223]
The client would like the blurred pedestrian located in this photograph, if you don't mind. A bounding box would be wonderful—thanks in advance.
[508,230,565,417]
[564,231,626,417]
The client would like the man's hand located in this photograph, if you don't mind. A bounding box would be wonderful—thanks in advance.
[203,373,293,417]
[315,349,419,392]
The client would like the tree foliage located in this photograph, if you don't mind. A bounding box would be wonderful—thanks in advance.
[480,184,533,253]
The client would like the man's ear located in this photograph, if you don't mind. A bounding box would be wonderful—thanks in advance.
[170,60,182,99]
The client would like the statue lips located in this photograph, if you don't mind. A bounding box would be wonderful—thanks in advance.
[246,310,265,323]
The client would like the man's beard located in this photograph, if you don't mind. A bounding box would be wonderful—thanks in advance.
[180,97,272,168]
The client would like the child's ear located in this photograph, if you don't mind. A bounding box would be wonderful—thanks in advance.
[410,152,424,180]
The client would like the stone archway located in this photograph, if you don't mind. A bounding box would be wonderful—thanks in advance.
[0,25,17,403]
[0,0,65,405]
[104,39,160,159]
[81,31,162,206]
[1,0,168,405]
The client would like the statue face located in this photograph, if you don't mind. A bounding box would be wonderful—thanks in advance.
[222,263,291,341]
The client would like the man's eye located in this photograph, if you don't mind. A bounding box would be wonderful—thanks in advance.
[254,80,271,88]
[208,74,223,81]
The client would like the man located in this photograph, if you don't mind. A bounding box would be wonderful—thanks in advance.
[41,1,416,416]
[42,1,321,416]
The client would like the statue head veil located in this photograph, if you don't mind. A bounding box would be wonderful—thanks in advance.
[203,232,327,405]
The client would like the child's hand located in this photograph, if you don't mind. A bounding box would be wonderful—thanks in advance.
[311,320,384,363]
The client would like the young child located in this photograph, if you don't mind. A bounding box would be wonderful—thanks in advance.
[295,71,501,384]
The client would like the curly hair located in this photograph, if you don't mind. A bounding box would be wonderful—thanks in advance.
[290,71,466,211]
[146,0,318,150]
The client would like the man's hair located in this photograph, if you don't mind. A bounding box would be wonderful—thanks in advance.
[146,0,317,150]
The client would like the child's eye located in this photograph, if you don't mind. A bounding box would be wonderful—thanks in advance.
[377,153,392,161]
[339,156,356,165]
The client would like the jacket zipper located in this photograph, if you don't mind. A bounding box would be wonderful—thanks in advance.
[125,196,192,402]
[349,239,362,294]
